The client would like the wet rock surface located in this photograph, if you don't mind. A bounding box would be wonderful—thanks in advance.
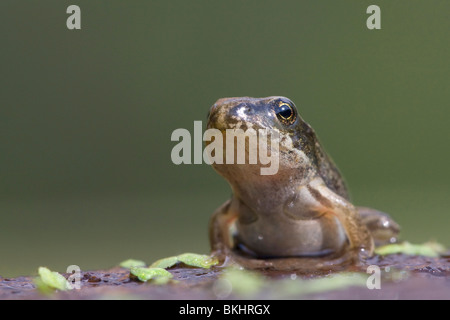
[1,254,449,300]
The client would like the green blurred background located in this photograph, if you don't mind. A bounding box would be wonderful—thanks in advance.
[0,1,449,277]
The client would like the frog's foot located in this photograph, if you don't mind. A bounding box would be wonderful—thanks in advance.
[210,225,374,272]
[357,207,400,246]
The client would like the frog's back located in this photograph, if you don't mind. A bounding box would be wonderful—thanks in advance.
[299,122,350,200]
[315,145,350,200]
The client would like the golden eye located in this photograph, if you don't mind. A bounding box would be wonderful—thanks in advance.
[275,102,296,124]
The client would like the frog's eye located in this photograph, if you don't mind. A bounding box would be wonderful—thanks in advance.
[275,102,296,125]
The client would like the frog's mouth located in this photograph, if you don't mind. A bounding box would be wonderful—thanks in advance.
[205,127,285,179]
[205,128,265,163]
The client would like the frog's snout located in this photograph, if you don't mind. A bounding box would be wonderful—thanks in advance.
[206,104,221,129]
[208,97,259,131]
[207,99,234,130]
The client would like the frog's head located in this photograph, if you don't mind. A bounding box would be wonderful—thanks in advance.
[208,96,302,133]
[206,97,318,197]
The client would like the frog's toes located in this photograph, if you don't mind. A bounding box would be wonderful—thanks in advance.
[357,207,400,246]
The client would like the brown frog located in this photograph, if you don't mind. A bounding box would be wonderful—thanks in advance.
[206,96,399,271]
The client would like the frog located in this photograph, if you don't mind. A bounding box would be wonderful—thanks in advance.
[206,96,400,271]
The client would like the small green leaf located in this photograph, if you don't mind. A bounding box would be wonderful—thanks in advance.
[150,256,179,269]
[375,241,446,257]
[119,259,146,269]
[150,253,219,269]
[33,277,55,295]
[38,267,71,291]
[177,253,219,269]
[130,267,173,283]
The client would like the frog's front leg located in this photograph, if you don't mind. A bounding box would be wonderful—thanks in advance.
[209,198,277,269]
[357,207,400,246]
[209,199,237,261]
[309,179,374,258]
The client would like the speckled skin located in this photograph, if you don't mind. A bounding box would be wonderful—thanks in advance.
[207,97,399,270]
